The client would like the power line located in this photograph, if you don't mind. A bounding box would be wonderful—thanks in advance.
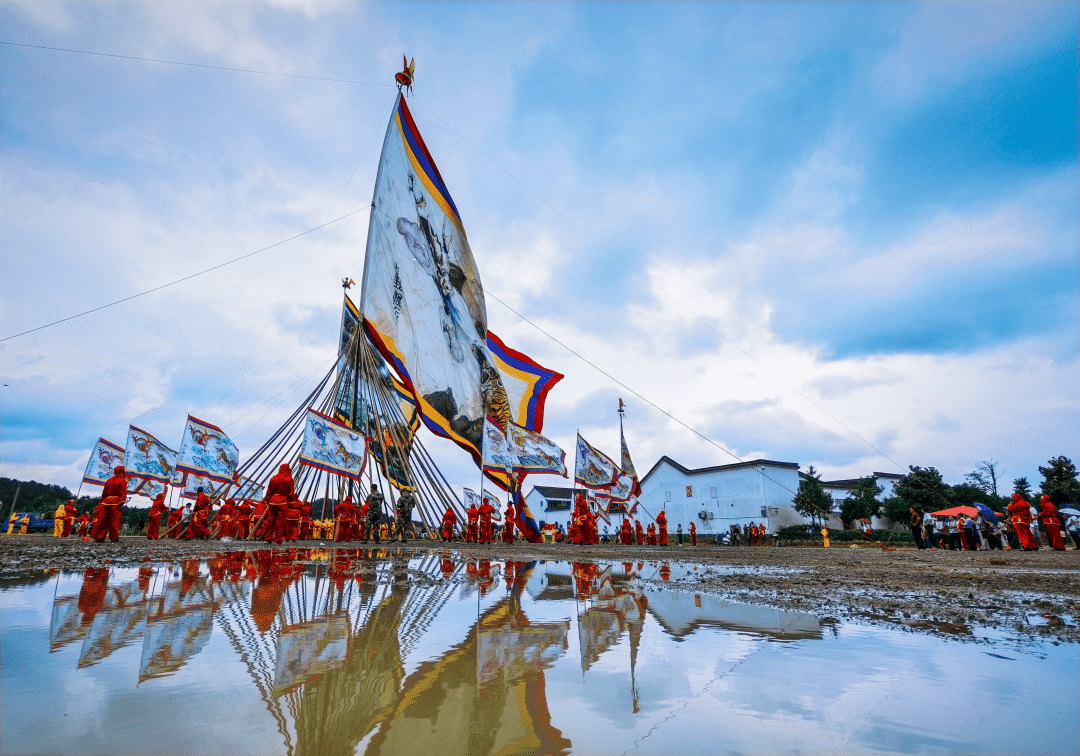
[0,207,367,342]
[0,41,394,87]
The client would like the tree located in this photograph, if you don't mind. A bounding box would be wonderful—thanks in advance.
[839,478,882,527]
[964,460,1003,498]
[793,466,833,526]
[1012,477,1032,500]
[886,466,950,523]
[947,484,989,508]
[1037,456,1080,508]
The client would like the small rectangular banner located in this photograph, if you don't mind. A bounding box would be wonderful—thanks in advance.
[508,423,566,477]
[83,438,125,486]
[175,415,239,485]
[299,409,369,481]
[574,434,619,490]
[125,425,178,484]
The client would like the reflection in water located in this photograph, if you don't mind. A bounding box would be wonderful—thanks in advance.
[14,551,1075,755]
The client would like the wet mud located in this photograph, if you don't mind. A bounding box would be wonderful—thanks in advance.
[3,536,1078,642]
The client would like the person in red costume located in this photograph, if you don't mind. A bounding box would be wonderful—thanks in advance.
[335,496,359,542]
[441,506,457,541]
[77,512,90,538]
[1039,495,1066,551]
[185,488,212,539]
[690,521,697,546]
[619,518,632,545]
[467,501,479,543]
[635,520,645,545]
[147,491,167,540]
[251,499,268,538]
[92,466,127,542]
[647,523,657,545]
[478,497,496,543]
[263,464,294,545]
[657,510,669,546]
[165,505,183,538]
[502,502,516,543]
[1008,493,1039,550]
[214,498,235,539]
[285,497,302,541]
[235,500,253,539]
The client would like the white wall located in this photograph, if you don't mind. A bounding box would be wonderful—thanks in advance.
[639,461,803,535]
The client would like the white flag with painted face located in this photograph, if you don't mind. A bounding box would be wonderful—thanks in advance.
[574,434,619,490]
[359,93,509,465]
[507,423,566,477]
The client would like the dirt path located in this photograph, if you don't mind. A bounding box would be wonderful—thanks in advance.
[3,535,1078,641]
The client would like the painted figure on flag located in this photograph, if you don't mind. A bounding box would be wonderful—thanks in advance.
[83,438,124,486]
[175,416,239,485]
[299,409,369,481]
[574,434,619,490]
[360,93,508,464]
[180,473,216,500]
[125,426,178,484]
[508,423,566,477]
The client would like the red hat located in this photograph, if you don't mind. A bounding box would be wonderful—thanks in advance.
[114,466,126,474]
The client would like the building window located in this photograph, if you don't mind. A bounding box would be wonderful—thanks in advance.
[686,485,693,497]
[664,491,671,502]
[547,499,570,511]
[609,502,626,514]
[710,486,717,498]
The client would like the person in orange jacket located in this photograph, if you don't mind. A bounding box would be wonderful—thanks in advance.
[689,521,697,546]
[656,510,669,546]
[441,506,457,541]
[92,466,127,542]
[502,502,516,543]
[147,492,168,540]
[467,500,479,543]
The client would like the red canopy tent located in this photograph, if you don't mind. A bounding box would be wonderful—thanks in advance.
[929,506,979,517]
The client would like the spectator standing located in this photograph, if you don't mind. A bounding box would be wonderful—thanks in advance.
[910,508,926,549]
[922,510,938,549]
[1065,513,1080,550]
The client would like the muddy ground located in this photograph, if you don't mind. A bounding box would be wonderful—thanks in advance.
[3,535,1078,642]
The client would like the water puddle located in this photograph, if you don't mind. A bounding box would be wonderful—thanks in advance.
[2,548,1076,755]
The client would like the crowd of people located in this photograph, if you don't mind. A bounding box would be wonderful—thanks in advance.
[908,493,1080,551]
[33,465,1080,553]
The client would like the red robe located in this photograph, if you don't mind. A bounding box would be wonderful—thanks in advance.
[148,496,167,540]
[215,500,236,538]
[635,521,645,545]
[647,523,657,546]
[235,501,253,539]
[77,514,90,538]
[1008,494,1038,550]
[657,511,668,546]
[335,499,359,542]
[619,520,632,545]
[478,502,495,543]
[467,505,479,543]
[185,492,212,539]
[92,468,127,542]
[285,499,302,541]
[263,464,294,544]
[1040,498,1066,550]
[502,504,516,543]
[689,522,697,546]
[441,508,457,541]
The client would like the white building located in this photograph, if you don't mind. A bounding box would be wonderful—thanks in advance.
[524,485,575,532]
[819,472,904,529]
[637,456,803,537]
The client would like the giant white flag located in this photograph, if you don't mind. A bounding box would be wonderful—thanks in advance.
[508,423,566,477]
[360,93,508,465]
[574,434,619,490]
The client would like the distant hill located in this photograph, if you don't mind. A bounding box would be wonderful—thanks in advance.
[0,477,75,516]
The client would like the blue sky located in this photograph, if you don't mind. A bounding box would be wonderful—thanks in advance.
[1,1,1077,501]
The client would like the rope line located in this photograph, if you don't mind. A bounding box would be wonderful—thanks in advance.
[0,207,367,342]
[0,41,395,88]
